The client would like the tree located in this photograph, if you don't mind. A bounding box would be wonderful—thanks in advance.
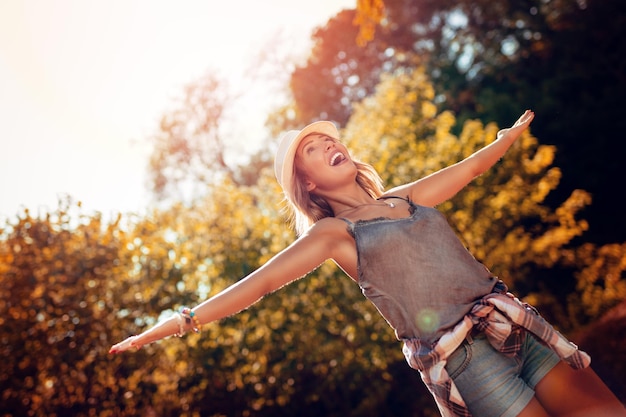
[147,72,236,202]
[0,198,170,416]
[119,173,427,416]
[343,67,625,329]
[290,9,391,127]
[467,0,626,244]
[294,0,626,244]
[340,64,626,399]
[3,66,623,417]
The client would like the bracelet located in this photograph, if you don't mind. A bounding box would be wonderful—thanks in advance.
[181,307,201,333]
[174,312,185,337]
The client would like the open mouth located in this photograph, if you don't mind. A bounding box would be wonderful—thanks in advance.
[330,152,346,166]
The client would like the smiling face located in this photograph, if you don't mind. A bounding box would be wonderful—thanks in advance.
[295,133,356,194]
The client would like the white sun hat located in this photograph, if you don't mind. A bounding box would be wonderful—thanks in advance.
[274,121,339,200]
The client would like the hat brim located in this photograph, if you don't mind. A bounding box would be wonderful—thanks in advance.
[274,121,339,199]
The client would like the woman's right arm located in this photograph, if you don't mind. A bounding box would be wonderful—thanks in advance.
[109,218,340,353]
[190,218,339,324]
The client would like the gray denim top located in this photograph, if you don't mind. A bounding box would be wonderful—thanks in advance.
[343,197,497,344]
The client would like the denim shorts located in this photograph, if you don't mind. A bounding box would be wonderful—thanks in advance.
[445,330,561,417]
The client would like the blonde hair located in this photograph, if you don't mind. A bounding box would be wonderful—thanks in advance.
[285,160,385,235]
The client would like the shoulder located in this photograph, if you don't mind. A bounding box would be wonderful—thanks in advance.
[307,217,357,278]
[286,217,352,265]
[297,217,353,251]
[305,216,350,237]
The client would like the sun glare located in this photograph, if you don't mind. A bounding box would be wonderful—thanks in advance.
[0,0,354,220]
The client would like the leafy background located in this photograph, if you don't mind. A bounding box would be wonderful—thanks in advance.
[2,0,625,415]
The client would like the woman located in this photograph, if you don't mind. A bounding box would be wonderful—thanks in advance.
[111,111,625,417]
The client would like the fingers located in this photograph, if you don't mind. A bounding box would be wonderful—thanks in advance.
[514,110,534,127]
[497,110,534,139]
[109,335,140,354]
[523,109,534,120]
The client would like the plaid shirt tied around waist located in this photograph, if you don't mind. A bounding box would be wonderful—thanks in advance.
[402,280,591,417]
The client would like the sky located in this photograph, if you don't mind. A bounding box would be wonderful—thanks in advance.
[0,0,355,222]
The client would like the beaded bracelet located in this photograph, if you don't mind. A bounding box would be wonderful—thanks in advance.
[181,307,201,333]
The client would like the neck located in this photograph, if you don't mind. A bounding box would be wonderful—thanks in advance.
[325,187,382,216]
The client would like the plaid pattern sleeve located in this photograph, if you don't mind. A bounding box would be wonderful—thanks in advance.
[402,280,591,417]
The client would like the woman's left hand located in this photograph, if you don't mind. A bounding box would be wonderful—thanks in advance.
[497,109,534,140]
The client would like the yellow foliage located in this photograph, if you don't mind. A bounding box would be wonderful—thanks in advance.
[344,67,438,188]
[573,242,626,317]
[354,0,386,46]
[2,58,623,417]
[339,66,621,329]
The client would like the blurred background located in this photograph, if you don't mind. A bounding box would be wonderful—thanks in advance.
[1,0,625,416]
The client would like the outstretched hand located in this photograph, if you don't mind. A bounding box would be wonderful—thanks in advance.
[109,335,141,354]
[497,109,534,140]
[109,313,180,354]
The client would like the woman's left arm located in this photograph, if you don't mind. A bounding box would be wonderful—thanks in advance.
[390,110,534,207]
